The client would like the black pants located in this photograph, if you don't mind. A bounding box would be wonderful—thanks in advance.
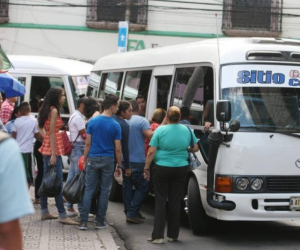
[152,164,189,239]
[34,140,44,199]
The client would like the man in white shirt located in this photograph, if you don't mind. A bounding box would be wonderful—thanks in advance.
[66,97,87,217]
[12,102,39,187]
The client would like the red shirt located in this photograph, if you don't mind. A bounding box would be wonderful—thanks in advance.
[145,122,160,156]
[0,99,15,125]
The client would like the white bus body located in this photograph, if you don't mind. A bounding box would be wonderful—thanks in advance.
[8,55,93,171]
[87,38,300,234]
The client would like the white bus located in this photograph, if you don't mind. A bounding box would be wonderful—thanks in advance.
[87,37,300,234]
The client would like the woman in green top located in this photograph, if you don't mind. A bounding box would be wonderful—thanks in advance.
[144,106,199,244]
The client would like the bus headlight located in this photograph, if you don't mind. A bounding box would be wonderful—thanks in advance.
[236,178,249,191]
[250,178,263,191]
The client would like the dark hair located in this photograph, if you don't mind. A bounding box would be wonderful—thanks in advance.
[18,102,31,115]
[102,94,119,110]
[8,106,19,121]
[180,106,190,120]
[130,100,139,112]
[136,94,145,101]
[38,87,64,128]
[116,100,131,116]
[77,96,87,108]
[83,97,100,120]
[167,106,181,123]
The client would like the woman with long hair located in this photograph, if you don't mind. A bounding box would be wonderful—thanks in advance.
[144,106,199,243]
[83,97,102,121]
[38,87,78,225]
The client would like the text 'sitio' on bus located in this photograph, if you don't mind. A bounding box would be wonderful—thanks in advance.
[87,38,300,234]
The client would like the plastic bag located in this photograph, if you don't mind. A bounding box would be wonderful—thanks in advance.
[38,164,62,197]
[63,171,86,204]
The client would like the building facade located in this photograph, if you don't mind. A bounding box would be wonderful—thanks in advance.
[0,0,298,62]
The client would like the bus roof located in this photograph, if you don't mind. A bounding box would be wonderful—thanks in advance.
[93,37,300,71]
[8,55,93,75]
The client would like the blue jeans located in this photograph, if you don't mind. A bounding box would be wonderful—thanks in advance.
[66,141,85,211]
[40,155,67,219]
[80,156,114,223]
[122,162,148,218]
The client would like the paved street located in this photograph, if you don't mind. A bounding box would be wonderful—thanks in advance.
[107,197,300,250]
[21,188,120,250]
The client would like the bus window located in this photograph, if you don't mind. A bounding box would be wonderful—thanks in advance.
[86,71,101,98]
[156,75,172,110]
[123,70,152,101]
[30,76,70,114]
[99,72,123,100]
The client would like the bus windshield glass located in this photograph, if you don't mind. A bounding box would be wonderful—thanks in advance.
[221,64,300,132]
[70,75,89,105]
[222,87,300,132]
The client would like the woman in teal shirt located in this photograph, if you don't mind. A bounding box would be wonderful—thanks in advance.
[144,106,199,244]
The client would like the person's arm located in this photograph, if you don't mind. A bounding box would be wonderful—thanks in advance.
[49,108,58,165]
[114,140,122,177]
[0,219,22,250]
[83,134,91,169]
[142,129,153,139]
[144,146,157,181]
[38,127,45,139]
[204,101,212,131]
[12,131,17,139]
[79,128,86,140]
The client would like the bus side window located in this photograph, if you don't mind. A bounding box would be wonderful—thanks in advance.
[123,70,152,101]
[99,72,123,99]
[87,71,101,98]
[156,75,172,110]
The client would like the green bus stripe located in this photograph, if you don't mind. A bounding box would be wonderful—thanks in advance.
[0,22,225,39]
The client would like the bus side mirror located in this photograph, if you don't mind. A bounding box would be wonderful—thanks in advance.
[216,100,231,122]
[230,120,240,132]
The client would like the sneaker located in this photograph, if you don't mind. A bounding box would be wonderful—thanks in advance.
[58,217,79,225]
[41,214,58,220]
[95,221,108,230]
[147,238,164,244]
[77,222,88,230]
[66,209,78,217]
[137,212,146,220]
[126,216,144,224]
[168,238,178,242]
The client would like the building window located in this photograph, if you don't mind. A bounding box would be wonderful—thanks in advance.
[222,0,282,37]
[86,0,148,31]
[0,0,9,24]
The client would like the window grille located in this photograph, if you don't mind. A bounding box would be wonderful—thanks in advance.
[222,0,282,36]
[87,0,148,27]
[0,0,9,18]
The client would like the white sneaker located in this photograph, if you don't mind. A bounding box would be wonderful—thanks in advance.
[66,210,78,217]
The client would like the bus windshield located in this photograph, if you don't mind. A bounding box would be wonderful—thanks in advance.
[222,87,300,132]
[70,75,89,105]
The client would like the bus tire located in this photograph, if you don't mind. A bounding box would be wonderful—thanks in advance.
[109,177,123,202]
[187,176,212,234]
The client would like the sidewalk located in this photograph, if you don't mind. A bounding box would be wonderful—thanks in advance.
[21,188,119,250]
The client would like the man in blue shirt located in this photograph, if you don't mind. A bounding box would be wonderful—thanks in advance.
[0,132,34,250]
[78,94,122,231]
[125,100,153,224]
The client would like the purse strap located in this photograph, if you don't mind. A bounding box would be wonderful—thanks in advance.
[68,114,81,144]
[187,126,194,149]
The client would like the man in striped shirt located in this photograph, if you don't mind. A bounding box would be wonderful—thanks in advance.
[0,96,18,125]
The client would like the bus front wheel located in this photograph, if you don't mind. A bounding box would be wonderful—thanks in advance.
[187,176,212,234]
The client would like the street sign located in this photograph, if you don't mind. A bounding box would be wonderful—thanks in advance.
[118,21,129,53]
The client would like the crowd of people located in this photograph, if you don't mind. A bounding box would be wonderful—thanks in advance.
[0,86,200,248]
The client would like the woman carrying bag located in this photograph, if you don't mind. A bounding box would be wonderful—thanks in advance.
[38,87,78,225]
[144,106,199,244]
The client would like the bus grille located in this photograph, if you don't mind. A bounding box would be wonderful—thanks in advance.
[267,176,300,192]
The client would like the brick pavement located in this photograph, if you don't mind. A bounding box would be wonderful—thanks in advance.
[21,188,119,250]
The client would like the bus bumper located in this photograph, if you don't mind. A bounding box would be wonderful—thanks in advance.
[202,190,300,221]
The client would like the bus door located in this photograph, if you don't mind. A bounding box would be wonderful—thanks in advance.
[172,65,214,163]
